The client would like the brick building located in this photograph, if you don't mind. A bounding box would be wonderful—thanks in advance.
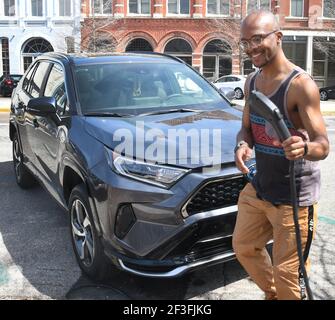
[80,1,335,86]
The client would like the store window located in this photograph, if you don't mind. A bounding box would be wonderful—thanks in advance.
[313,37,335,87]
[164,38,192,65]
[203,39,232,81]
[282,36,307,70]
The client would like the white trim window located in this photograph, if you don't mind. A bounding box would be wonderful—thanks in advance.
[58,0,71,17]
[129,0,150,15]
[247,0,270,13]
[1,0,15,16]
[291,0,303,17]
[92,0,113,15]
[31,0,43,16]
[168,0,189,15]
[207,0,229,15]
[323,0,335,18]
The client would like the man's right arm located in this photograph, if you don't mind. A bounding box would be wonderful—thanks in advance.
[235,74,254,174]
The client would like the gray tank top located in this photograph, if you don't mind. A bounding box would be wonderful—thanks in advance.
[249,68,320,206]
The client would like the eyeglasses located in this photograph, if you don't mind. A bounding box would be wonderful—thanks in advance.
[239,30,279,51]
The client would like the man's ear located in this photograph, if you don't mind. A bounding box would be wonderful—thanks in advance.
[276,31,283,44]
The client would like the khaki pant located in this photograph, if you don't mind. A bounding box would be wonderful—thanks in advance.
[232,183,317,300]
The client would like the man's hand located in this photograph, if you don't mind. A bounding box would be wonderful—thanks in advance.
[273,136,306,160]
[235,145,253,173]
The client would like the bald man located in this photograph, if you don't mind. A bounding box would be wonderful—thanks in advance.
[233,10,329,300]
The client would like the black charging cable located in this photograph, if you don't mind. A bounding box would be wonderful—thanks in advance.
[289,161,314,300]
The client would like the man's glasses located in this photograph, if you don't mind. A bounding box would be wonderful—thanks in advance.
[239,30,279,51]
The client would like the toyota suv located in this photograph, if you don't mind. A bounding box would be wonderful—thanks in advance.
[9,53,255,281]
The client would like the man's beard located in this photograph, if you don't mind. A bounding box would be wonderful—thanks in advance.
[252,50,275,68]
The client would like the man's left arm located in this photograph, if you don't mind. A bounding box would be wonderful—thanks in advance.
[282,74,329,161]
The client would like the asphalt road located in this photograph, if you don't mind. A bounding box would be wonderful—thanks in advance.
[0,112,334,300]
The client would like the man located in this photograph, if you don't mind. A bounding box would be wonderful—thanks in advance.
[233,10,329,300]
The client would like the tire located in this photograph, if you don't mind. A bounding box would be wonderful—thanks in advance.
[320,90,328,101]
[12,132,36,189]
[69,184,113,281]
[234,88,244,100]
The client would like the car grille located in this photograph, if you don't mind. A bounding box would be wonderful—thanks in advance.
[185,176,247,215]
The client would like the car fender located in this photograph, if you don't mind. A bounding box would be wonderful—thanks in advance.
[60,153,103,236]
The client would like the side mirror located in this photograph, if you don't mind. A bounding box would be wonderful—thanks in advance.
[219,88,236,100]
[26,97,56,116]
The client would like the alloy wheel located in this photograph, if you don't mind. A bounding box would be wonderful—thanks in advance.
[71,199,95,267]
[320,91,328,101]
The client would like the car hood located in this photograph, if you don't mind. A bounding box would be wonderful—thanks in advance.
[83,108,242,169]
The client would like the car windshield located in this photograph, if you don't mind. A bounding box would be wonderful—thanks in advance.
[74,62,230,115]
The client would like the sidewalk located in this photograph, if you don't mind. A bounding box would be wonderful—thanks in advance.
[232,99,335,116]
[1,98,335,115]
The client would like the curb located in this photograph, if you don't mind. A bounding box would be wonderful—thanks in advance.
[1,106,335,116]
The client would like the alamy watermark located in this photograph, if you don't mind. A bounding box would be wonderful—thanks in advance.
[112,121,223,172]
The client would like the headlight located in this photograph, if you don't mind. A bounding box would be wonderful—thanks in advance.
[106,149,189,188]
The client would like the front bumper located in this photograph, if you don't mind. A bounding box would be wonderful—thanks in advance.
[103,205,238,277]
[89,162,247,277]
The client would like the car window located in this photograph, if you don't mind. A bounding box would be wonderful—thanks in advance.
[28,61,51,98]
[217,77,226,83]
[23,65,36,92]
[75,62,230,115]
[44,63,68,116]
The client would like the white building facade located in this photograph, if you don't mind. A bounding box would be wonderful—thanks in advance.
[0,0,81,76]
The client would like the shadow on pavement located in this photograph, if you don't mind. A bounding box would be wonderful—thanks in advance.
[0,159,248,300]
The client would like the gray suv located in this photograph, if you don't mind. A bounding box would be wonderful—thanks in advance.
[9,52,254,281]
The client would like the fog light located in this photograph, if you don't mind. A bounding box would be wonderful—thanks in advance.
[115,204,136,239]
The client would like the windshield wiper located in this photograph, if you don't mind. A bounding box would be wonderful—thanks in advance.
[137,108,203,116]
[84,112,130,117]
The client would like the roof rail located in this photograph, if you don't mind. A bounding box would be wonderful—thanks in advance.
[41,52,71,61]
[125,51,186,64]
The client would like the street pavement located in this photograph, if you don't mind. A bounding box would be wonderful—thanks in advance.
[0,97,335,300]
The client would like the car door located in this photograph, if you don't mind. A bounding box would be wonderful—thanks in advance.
[29,62,70,197]
[23,60,53,176]
[13,63,39,169]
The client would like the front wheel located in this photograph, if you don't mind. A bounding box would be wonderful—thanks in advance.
[69,184,113,281]
[320,90,328,101]
[12,132,36,189]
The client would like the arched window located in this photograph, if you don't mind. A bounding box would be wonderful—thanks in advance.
[203,39,232,81]
[22,38,54,72]
[125,38,153,52]
[164,38,192,65]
